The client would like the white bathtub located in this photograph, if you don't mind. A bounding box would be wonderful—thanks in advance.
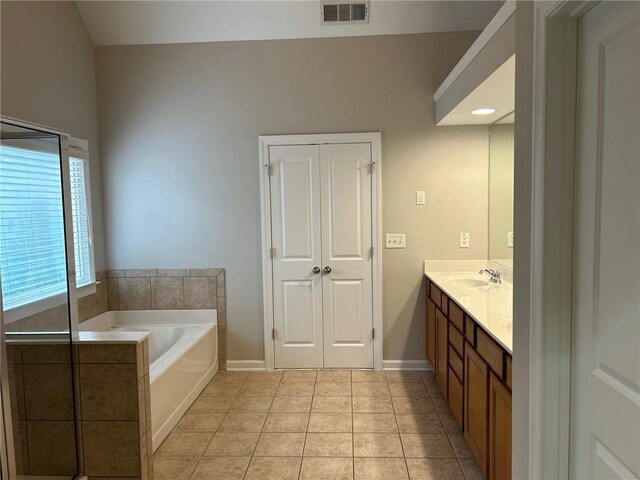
[80,310,218,450]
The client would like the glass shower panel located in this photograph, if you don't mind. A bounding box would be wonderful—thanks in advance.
[0,121,79,478]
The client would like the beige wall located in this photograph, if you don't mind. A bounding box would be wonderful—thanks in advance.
[95,32,489,362]
[0,1,106,270]
[489,123,514,264]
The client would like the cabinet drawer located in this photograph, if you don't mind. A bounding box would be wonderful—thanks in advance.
[449,345,463,381]
[448,323,464,357]
[449,301,464,332]
[506,356,512,390]
[436,309,449,397]
[441,293,449,316]
[426,298,437,369]
[430,283,442,309]
[465,316,476,346]
[477,329,505,377]
[448,367,464,430]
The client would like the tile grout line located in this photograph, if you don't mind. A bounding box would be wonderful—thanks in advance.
[389,372,411,480]
[351,370,355,480]
[296,373,317,480]
[157,370,480,480]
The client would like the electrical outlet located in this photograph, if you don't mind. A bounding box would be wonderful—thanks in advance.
[385,234,406,249]
[459,233,470,248]
[416,191,425,205]
[507,231,514,248]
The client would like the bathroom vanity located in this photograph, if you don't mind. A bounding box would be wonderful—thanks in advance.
[424,262,512,480]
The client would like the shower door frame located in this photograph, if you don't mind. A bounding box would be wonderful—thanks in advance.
[1,274,17,478]
[0,116,83,479]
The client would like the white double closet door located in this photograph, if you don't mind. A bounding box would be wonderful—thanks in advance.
[269,143,373,369]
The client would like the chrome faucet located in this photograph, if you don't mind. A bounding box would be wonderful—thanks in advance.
[479,268,502,284]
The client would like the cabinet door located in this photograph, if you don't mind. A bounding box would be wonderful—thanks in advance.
[448,367,463,429]
[489,373,512,480]
[435,309,448,396]
[426,297,436,368]
[464,344,489,475]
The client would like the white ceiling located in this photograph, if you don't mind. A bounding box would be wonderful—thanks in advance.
[438,54,514,125]
[76,1,503,46]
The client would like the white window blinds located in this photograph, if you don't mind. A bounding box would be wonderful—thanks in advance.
[0,143,68,310]
[0,140,95,312]
[69,155,94,288]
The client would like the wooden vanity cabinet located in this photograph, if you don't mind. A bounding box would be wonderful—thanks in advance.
[489,373,512,480]
[464,344,489,476]
[448,366,464,428]
[435,309,449,396]
[426,297,436,369]
[424,278,512,479]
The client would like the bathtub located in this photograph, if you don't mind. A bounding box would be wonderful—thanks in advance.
[80,310,218,450]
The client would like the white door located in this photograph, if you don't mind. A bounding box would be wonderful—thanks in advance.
[270,145,324,368]
[270,143,373,369]
[320,144,373,368]
[571,2,640,479]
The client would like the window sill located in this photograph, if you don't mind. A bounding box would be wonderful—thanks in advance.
[77,282,97,299]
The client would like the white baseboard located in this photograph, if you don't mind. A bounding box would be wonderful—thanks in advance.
[383,360,431,371]
[226,359,430,371]
[226,360,266,371]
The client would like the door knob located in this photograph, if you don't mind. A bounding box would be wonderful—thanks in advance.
[323,266,332,274]
[312,266,321,274]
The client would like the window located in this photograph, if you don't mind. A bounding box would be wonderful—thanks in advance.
[0,137,95,316]
[69,138,95,291]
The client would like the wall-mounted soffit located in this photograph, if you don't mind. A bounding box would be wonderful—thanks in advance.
[439,55,515,126]
[434,1,515,126]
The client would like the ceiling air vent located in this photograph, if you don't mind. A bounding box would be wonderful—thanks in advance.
[321,1,369,24]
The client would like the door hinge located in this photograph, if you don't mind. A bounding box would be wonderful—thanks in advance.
[372,328,375,339]
[266,163,275,176]
[369,246,374,259]
[270,247,276,259]
[272,328,275,340]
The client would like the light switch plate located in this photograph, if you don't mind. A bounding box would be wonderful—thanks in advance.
[459,233,470,248]
[507,231,514,248]
[416,191,425,205]
[386,234,406,249]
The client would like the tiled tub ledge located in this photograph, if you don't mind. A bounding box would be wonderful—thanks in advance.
[76,336,154,480]
[78,330,150,344]
[7,337,154,479]
[79,268,227,370]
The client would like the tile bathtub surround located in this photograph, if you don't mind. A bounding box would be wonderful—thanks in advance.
[78,271,109,322]
[6,343,78,477]
[153,370,486,480]
[78,339,154,479]
[85,268,227,370]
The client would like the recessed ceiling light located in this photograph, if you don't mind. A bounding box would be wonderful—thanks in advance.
[472,108,496,115]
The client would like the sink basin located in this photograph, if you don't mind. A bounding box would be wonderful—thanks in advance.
[494,316,513,328]
[444,278,488,288]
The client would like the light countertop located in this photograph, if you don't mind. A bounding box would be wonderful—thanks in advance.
[424,260,513,353]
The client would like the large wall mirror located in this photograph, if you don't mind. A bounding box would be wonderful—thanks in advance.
[488,115,514,269]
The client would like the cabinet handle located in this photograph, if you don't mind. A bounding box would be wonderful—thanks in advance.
[324,266,332,274]
[312,266,321,274]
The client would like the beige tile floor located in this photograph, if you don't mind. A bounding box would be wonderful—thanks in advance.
[153,369,486,480]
